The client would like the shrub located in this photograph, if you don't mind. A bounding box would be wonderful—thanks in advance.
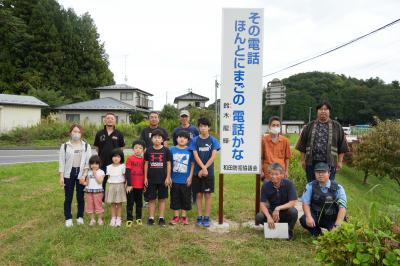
[289,149,307,194]
[314,221,400,265]
[314,203,400,265]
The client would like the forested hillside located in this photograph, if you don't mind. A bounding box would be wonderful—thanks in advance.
[263,72,400,125]
[0,0,114,112]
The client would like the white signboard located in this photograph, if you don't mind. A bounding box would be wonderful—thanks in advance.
[264,223,289,239]
[220,8,264,174]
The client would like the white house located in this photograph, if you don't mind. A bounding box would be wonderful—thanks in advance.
[174,92,209,110]
[96,84,153,110]
[56,84,153,124]
[0,94,48,132]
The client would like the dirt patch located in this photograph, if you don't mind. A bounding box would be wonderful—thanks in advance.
[0,176,20,183]
[0,218,40,239]
[20,187,53,200]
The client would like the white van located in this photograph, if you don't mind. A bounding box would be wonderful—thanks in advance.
[343,127,351,135]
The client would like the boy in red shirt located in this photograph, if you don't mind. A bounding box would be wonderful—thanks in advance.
[125,140,146,226]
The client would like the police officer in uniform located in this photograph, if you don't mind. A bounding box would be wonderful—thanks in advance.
[299,162,347,236]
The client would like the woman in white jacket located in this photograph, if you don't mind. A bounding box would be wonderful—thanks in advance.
[59,124,91,227]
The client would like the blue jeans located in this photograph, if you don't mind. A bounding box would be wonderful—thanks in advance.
[64,167,85,220]
[306,162,337,182]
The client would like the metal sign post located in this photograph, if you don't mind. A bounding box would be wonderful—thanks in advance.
[220,8,264,225]
[265,78,286,134]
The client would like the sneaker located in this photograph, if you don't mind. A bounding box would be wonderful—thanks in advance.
[97,219,104,225]
[196,216,203,226]
[89,219,96,226]
[65,219,73,227]
[181,217,189,225]
[136,219,143,225]
[115,217,122,227]
[159,217,166,227]
[169,216,180,225]
[110,217,116,227]
[202,216,210,227]
[76,217,84,225]
[126,220,133,228]
[147,218,155,226]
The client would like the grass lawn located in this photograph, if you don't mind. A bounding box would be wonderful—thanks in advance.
[1,156,399,265]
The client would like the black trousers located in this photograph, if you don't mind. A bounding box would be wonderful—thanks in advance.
[256,207,298,232]
[101,165,108,202]
[126,188,143,220]
[64,167,85,220]
[299,211,337,236]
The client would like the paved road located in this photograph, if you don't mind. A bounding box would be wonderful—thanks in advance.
[0,149,65,165]
[0,149,136,165]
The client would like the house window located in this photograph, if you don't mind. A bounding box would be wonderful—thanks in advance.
[120,92,133,101]
[101,115,118,124]
[66,114,80,123]
[195,101,200,107]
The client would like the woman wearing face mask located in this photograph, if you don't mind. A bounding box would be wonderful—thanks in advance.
[261,116,291,181]
[58,124,92,227]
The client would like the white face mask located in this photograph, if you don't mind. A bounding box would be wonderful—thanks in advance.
[71,133,81,141]
[269,127,280,135]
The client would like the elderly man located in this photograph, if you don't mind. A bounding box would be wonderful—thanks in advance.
[93,112,125,200]
[171,110,199,146]
[255,163,298,240]
[296,102,349,182]
[261,116,291,181]
[299,162,347,236]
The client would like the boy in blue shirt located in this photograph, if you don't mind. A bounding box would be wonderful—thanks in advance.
[189,117,220,227]
[169,131,195,225]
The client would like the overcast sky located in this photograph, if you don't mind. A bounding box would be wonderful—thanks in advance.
[58,0,400,110]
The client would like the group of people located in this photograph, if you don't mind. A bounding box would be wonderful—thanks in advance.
[59,110,220,228]
[257,102,349,239]
[59,101,350,240]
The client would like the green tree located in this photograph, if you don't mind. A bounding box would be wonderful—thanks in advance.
[0,0,114,111]
[130,111,145,124]
[27,87,70,116]
[353,119,400,186]
[159,104,179,120]
[187,107,216,132]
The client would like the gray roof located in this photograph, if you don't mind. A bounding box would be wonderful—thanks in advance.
[55,97,136,111]
[94,84,153,96]
[174,92,209,103]
[0,94,48,107]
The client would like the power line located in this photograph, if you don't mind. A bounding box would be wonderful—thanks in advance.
[263,18,400,78]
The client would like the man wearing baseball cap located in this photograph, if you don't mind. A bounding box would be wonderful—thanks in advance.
[171,110,199,146]
[299,162,347,236]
